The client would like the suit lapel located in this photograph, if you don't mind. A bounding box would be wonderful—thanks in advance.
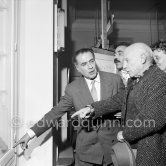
[79,77,94,105]
[79,72,114,104]
[100,72,113,100]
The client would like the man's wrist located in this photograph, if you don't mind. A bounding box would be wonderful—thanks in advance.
[27,129,36,139]
[86,105,95,117]
[117,131,124,142]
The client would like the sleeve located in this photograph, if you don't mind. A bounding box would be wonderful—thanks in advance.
[123,76,166,142]
[30,86,73,137]
[91,89,125,118]
[27,129,36,138]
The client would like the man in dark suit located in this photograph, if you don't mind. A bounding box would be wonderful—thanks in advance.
[14,48,124,166]
[72,43,166,166]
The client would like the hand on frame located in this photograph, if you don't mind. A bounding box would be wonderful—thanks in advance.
[13,133,31,151]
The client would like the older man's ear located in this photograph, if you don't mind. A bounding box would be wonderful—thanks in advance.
[140,53,147,64]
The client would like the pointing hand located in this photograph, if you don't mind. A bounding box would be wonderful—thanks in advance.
[71,107,92,119]
[13,133,31,151]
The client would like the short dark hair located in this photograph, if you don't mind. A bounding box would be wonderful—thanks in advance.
[72,48,95,64]
[151,41,166,52]
[114,42,130,49]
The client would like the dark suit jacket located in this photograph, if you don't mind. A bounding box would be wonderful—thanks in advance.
[31,71,124,164]
[92,65,166,166]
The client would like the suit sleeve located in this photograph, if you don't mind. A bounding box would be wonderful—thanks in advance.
[31,85,73,137]
[92,75,125,118]
[123,76,166,142]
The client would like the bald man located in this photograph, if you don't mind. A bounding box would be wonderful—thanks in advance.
[72,43,166,166]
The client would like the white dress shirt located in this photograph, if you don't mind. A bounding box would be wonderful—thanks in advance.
[84,73,101,101]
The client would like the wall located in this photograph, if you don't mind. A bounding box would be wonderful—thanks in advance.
[68,5,166,77]
[70,13,165,49]
[17,0,53,166]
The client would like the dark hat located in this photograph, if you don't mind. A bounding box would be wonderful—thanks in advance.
[111,141,136,166]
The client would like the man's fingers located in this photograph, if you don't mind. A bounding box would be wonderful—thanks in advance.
[71,107,91,119]
[13,140,22,148]
[71,111,86,119]
[14,140,28,151]
[13,134,30,149]
[85,115,90,119]
[71,111,81,118]
[20,143,28,151]
[115,112,121,118]
[20,143,25,150]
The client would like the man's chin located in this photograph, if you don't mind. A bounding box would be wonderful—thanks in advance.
[116,65,123,71]
[89,73,97,79]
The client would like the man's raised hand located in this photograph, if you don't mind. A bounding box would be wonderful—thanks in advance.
[13,133,31,151]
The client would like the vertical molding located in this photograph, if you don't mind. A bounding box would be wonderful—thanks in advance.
[101,0,108,48]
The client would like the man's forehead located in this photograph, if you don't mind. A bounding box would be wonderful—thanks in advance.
[76,52,94,63]
[115,46,127,52]
[124,48,141,60]
[124,48,133,58]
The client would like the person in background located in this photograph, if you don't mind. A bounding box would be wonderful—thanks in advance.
[72,43,166,166]
[151,40,166,72]
[113,42,131,119]
[114,42,130,87]
[13,48,124,166]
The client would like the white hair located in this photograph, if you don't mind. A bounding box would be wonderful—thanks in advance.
[126,42,153,64]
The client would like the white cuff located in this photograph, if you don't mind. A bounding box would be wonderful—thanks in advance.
[117,131,124,141]
[27,129,36,138]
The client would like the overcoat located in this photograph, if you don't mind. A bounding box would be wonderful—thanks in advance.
[92,65,166,166]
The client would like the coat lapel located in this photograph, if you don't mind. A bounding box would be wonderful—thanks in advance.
[79,77,94,105]
[100,72,113,100]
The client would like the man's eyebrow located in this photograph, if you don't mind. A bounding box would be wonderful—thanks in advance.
[115,50,123,54]
[81,62,87,65]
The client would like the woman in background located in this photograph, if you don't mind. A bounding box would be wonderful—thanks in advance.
[151,41,166,72]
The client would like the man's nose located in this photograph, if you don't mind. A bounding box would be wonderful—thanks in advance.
[87,62,93,68]
[114,53,118,58]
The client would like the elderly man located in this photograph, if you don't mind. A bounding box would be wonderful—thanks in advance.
[72,43,166,166]
[13,48,124,166]
[114,42,130,87]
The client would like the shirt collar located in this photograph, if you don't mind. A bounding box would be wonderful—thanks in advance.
[84,72,100,86]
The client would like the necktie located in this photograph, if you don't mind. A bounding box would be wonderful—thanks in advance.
[91,80,98,102]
